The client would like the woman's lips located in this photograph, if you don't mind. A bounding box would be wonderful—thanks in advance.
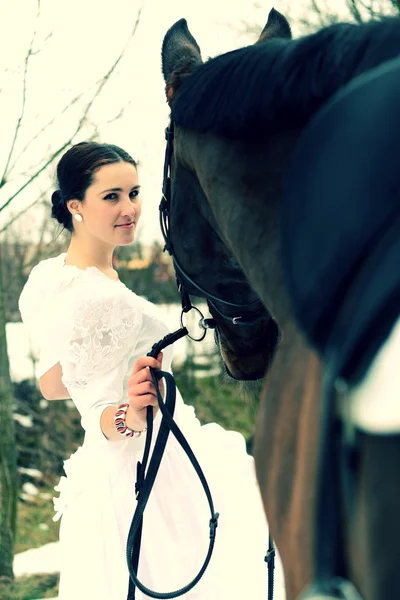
[116,223,134,229]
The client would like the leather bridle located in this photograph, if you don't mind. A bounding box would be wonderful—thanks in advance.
[159,121,268,333]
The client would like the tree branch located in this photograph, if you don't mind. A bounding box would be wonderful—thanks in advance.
[390,0,400,12]
[308,0,338,25]
[346,0,365,22]
[0,141,72,215]
[0,1,41,187]
[6,88,86,177]
[0,1,145,216]
[0,197,44,236]
[0,29,52,97]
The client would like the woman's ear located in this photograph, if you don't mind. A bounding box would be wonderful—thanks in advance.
[67,200,80,215]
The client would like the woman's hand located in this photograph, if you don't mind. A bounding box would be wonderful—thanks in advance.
[126,352,164,432]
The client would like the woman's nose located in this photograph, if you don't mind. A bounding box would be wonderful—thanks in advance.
[121,196,136,215]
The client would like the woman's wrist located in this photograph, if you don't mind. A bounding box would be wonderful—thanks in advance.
[115,403,146,438]
[125,404,147,433]
[100,405,145,442]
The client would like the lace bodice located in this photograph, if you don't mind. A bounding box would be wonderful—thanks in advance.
[19,252,173,385]
[59,271,143,387]
[19,253,174,446]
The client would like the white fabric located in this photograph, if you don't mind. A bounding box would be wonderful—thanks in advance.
[346,316,400,434]
[19,253,284,600]
[19,254,70,377]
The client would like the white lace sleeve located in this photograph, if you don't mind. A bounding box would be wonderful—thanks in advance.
[56,278,143,445]
[18,259,62,378]
[59,279,142,389]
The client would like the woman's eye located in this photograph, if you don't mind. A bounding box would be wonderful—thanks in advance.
[104,190,139,201]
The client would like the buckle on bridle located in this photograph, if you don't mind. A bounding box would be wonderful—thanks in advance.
[232,316,242,325]
[209,513,220,540]
[265,546,275,564]
[200,317,216,330]
[165,125,174,141]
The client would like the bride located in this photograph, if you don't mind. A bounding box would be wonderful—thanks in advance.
[19,141,284,599]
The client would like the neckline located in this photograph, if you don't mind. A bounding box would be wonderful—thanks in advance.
[60,253,121,283]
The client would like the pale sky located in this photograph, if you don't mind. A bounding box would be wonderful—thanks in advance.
[0,0,354,244]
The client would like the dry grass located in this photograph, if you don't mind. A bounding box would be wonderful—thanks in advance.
[0,573,59,600]
[16,489,60,554]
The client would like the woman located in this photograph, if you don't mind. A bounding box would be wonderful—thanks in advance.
[19,142,280,599]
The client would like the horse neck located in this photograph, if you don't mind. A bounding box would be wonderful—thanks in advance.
[194,129,300,333]
[225,220,293,332]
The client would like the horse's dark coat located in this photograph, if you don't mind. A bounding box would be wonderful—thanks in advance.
[171,17,400,139]
[161,11,400,598]
[281,56,400,383]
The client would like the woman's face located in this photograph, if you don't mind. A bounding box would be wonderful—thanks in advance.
[73,161,142,248]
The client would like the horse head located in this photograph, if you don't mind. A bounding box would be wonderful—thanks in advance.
[160,9,290,382]
[160,155,279,381]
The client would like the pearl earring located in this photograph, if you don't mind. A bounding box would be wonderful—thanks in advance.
[74,214,83,222]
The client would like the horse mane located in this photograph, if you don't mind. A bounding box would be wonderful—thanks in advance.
[171,17,400,138]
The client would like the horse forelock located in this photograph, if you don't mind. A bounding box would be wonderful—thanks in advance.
[171,17,400,138]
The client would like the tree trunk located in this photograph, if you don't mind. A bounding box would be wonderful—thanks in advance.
[0,242,18,579]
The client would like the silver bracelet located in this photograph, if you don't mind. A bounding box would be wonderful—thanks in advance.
[114,403,146,438]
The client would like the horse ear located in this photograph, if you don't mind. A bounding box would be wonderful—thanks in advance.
[162,19,203,105]
[256,8,292,44]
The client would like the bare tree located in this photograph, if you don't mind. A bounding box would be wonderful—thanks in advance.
[241,0,398,38]
[0,242,17,580]
[0,0,145,579]
[0,3,143,220]
[2,204,68,324]
[345,0,398,22]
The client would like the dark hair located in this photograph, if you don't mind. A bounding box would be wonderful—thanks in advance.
[51,141,137,232]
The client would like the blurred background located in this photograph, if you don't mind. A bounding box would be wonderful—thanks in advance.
[1,0,398,597]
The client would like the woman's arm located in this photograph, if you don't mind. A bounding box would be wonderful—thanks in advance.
[39,352,163,437]
[100,353,163,441]
[39,363,70,400]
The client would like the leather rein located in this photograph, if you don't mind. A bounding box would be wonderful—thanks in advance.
[125,121,275,600]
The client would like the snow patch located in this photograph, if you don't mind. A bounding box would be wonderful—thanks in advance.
[18,466,43,479]
[13,413,33,428]
[22,482,39,496]
[13,541,60,577]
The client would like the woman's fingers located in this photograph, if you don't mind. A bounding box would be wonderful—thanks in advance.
[127,354,165,427]
[128,369,161,390]
[131,352,163,376]
[130,381,158,401]
[125,402,157,431]
[128,377,164,403]
[129,394,158,411]
[129,354,164,386]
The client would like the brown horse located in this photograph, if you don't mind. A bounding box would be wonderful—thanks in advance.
[161,9,400,600]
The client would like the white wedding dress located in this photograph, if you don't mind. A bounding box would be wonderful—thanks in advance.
[19,253,284,600]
